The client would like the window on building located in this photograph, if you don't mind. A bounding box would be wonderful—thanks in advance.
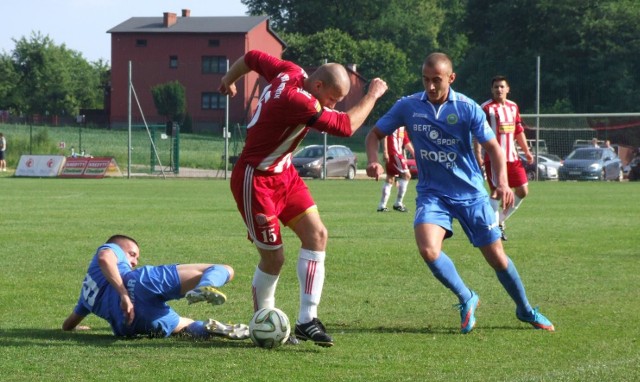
[169,55,178,68]
[136,39,147,47]
[201,56,227,74]
[208,39,220,47]
[201,92,226,110]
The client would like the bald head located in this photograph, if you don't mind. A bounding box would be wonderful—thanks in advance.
[423,52,453,74]
[305,63,351,108]
[311,63,351,92]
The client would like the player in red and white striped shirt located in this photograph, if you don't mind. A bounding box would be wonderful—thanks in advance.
[477,76,533,240]
[377,126,414,212]
[219,50,387,346]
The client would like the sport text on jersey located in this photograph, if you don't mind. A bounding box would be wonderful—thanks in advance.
[411,122,460,169]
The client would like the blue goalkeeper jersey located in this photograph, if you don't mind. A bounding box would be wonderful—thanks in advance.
[73,243,134,336]
[375,89,495,200]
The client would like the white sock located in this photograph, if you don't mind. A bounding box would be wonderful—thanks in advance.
[379,182,392,209]
[503,195,523,222]
[395,178,408,206]
[252,267,279,311]
[296,249,326,324]
[489,198,502,224]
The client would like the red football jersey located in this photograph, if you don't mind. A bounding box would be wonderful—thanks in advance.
[386,126,410,158]
[481,99,524,163]
[239,50,352,173]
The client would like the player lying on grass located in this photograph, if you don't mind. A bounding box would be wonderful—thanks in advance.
[62,234,248,339]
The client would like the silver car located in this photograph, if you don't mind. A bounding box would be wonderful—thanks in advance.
[535,153,563,180]
[292,145,357,179]
[558,147,623,181]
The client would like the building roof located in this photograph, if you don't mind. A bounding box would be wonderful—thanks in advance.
[108,15,271,34]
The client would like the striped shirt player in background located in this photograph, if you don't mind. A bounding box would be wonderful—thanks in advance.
[476,75,533,241]
[377,126,414,212]
[219,50,388,347]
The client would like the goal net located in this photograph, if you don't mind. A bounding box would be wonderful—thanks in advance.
[521,113,640,165]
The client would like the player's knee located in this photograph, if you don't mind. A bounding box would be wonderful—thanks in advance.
[222,265,235,281]
[418,247,440,263]
[302,224,327,249]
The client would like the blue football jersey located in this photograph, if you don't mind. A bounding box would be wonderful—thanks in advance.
[73,243,134,336]
[376,89,495,200]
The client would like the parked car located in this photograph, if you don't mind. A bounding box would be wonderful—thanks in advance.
[628,155,640,181]
[533,153,563,180]
[558,147,623,181]
[292,144,357,179]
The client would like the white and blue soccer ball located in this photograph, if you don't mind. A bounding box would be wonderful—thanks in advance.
[249,307,291,349]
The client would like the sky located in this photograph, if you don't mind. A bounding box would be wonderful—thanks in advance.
[0,0,249,63]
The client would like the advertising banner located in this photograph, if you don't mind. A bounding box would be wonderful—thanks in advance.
[15,155,65,177]
[59,157,121,178]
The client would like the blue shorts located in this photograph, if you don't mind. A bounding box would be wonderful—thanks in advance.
[123,264,182,337]
[414,194,501,247]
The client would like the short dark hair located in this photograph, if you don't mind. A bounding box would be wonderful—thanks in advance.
[423,52,453,71]
[106,234,138,247]
[491,75,509,86]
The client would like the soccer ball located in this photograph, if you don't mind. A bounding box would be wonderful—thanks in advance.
[249,307,291,349]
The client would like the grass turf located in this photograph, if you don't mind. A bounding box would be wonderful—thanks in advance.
[0,176,638,381]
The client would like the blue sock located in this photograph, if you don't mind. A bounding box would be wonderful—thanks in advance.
[426,252,472,304]
[185,320,210,339]
[196,265,230,289]
[495,258,532,315]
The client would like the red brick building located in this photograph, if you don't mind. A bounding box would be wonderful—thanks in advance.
[107,10,366,133]
[107,10,285,132]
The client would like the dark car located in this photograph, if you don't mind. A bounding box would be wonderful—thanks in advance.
[627,155,640,181]
[558,147,622,181]
[292,144,357,179]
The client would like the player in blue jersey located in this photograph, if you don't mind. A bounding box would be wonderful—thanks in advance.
[62,234,249,339]
[365,53,554,333]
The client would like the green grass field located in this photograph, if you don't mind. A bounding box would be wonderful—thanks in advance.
[1,176,638,381]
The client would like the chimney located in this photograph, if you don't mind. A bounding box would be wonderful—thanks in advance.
[163,12,177,27]
[182,9,191,17]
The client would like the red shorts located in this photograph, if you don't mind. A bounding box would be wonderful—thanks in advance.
[385,154,409,177]
[230,162,316,250]
[484,159,528,190]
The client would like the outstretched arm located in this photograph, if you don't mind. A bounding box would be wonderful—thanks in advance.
[218,56,252,98]
[345,78,388,134]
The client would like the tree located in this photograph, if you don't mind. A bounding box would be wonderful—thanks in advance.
[151,81,186,125]
[281,29,412,121]
[243,0,451,95]
[0,53,19,110]
[7,31,109,118]
[458,0,640,113]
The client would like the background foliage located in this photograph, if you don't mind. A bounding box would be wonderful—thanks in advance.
[0,32,108,117]
[243,0,640,113]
